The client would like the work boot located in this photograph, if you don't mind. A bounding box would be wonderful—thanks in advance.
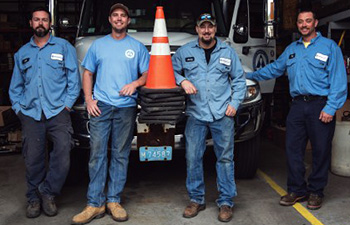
[218,205,233,222]
[41,194,58,216]
[183,202,206,218]
[71,205,105,225]
[26,201,41,218]
[107,202,128,222]
[279,193,307,206]
[307,193,323,210]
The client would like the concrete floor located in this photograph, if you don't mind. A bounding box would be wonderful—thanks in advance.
[0,138,349,225]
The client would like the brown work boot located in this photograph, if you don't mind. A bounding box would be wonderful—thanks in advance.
[279,193,307,206]
[307,193,323,210]
[26,201,41,218]
[107,202,128,222]
[218,205,233,222]
[183,202,206,218]
[71,205,105,225]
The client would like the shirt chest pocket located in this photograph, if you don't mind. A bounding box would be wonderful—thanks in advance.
[19,61,34,85]
[45,58,66,81]
[306,57,328,79]
[215,64,231,83]
[183,62,199,81]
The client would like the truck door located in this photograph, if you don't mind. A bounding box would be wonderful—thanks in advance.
[228,0,276,94]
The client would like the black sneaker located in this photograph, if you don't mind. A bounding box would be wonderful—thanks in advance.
[307,193,323,210]
[279,192,307,206]
[38,192,58,216]
[26,201,41,218]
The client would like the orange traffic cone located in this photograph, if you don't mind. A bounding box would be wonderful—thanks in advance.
[145,6,177,89]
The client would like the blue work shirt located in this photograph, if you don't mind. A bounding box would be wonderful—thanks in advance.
[172,39,246,122]
[82,34,149,107]
[9,35,81,121]
[246,32,347,116]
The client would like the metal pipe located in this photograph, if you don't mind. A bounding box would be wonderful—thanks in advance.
[48,0,57,36]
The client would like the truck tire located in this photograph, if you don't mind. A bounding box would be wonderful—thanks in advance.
[234,134,260,179]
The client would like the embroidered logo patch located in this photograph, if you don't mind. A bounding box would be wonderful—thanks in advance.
[315,53,328,62]
[219,57,231,66]
[22,58,30,64]
[125,49,135,58]
[51,53,63,61]
[185,57,195,62]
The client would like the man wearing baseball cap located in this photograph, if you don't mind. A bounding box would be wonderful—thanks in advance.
[72,3,149,224]
[172,13,246,222]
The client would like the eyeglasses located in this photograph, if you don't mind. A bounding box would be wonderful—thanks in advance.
[200,14,212,20]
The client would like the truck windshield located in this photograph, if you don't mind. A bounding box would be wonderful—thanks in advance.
[78,0,227,36]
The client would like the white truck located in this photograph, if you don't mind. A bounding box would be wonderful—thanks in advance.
[54,0,277,178]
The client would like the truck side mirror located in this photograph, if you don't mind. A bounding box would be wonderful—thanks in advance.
[233,24,248,36]
[264,0,277,39]
[59,17,77,29]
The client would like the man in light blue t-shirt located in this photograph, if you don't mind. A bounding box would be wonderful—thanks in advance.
[72,3,149,224]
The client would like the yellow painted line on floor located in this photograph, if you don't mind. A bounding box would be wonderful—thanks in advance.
[257,169,325,225]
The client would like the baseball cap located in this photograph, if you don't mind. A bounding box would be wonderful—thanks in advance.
[197,13,216,26]
[109,3,129,16]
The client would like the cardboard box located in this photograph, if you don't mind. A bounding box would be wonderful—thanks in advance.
[8,130,21,142]
[0,106,12,127]
[0,14,7,23]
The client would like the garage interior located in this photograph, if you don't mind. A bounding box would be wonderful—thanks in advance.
[0,0,350,224]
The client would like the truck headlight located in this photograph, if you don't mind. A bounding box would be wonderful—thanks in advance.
[244,85,260,101]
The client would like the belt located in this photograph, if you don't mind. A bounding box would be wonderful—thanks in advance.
[293,95,327,102]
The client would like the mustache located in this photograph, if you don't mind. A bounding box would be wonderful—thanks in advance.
[36,25,46,30]
[203,33,211,36]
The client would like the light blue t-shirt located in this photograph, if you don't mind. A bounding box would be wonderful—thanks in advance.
[82,34,150,107]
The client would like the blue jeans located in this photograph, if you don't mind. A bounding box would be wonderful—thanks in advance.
[87,101,136,207]
[185,115,237,207]
[286,98,335,197]
[19,109,73,203]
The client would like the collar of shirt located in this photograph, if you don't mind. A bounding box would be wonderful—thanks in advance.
[29,34,55,48]
[296,32,322,46]
[193,38,227,52]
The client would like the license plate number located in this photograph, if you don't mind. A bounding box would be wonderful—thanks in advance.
[139,146,172,161]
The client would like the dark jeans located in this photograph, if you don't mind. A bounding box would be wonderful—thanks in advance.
[286,98,335,197]
[19,109,73,203]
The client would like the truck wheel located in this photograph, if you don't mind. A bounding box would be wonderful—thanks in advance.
[234,134,260,179]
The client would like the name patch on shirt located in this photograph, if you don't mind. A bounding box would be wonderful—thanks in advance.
[51,53,63,61]
[185,57,195,62]
[22,58,30,64]
[289,53,295,59]
[315,53,328,62]
[219,58,231,66]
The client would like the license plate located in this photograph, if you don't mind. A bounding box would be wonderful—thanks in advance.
[139,146,172,161]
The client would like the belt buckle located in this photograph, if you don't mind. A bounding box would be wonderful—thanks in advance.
[303,95,309,101]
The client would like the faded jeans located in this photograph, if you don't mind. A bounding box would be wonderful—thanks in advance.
[185,115,237,207]
[87,101,136,207]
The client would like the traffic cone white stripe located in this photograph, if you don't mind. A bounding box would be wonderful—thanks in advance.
[153,19,168,37]
[151,43,171,55]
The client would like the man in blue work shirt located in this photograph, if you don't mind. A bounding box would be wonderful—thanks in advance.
[72,3,149,224]
[172,13,246,222]
[9,7,80,218]
[246,10,347,210]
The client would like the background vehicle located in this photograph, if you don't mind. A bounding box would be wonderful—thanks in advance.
[55,0,277,178]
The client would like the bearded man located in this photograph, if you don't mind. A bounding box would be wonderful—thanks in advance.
[9,6,80,218]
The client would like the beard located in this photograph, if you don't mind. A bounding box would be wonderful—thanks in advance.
[201,36,214,46]
[33,25,50,37]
